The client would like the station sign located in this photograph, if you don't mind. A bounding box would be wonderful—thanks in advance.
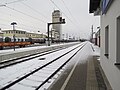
[102,0,113,14]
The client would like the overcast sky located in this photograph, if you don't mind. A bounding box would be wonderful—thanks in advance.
[0,0,100,39]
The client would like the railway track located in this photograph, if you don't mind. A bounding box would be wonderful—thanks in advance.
[0,43,77,69]
[0,42,86,90]
[0,47,66,69]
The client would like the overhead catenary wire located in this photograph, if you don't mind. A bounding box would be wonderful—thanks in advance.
[1,0,81,34]
[0,11,44,28]
[20,2,49,21]
[49,0,81,30]
[0,22,46,33]
[0,0,52,34]
[0,17,46,32]
[0,21,46,33]
[61,0,81,27]
[1,1,48,31]
[0,1,47,24]
[1,0,49,23]
[16,26,46,32]
[1,0,77,28]
[50,0,73,23]
[5,0,26,5]
[4,5,47,23]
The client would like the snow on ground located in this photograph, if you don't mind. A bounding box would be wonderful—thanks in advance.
[92,44,100,61]
[92,44,100,56]
[0,43,83,90]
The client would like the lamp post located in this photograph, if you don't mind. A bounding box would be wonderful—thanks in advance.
[11,22,17,51]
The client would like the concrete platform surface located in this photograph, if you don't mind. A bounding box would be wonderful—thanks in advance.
[48,43,112,90]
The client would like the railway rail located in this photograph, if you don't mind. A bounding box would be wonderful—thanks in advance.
[0,42,86,90]
[0,43,78,69]
[0,47,65,69]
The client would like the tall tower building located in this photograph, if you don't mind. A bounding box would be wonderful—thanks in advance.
[52,10,62,40]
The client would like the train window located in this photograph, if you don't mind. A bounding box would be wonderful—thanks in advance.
[14,39,16,42]
[5,37,11,42]
[21,39,23,42]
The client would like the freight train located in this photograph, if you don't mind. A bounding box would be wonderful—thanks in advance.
[0,37,46,50]
[0,29,47,50]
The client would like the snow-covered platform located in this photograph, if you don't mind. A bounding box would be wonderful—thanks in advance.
[48,43,112,90]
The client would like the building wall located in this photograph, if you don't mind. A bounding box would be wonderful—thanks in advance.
[0,33,3,38]
[100,0,120,90]
[3,30,26,39]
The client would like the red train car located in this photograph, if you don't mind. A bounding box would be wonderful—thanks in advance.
[0,42,31,50]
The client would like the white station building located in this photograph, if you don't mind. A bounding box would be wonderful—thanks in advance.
[90,0,120,90]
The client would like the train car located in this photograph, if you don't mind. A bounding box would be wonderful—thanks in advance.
[0,29,47,49]
[0,42,31,48]
[0,37,31,50]
[31,38,46,44]
[0,31,3,49]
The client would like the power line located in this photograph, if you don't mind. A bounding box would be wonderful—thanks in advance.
[0,8,46,32]
[5,5,47,23]
[0,22,46,33]
[5,0,26,5]
[16,26,46,32]
[19,23,46,31]
[0,18,45,32]
[20,2,49,21]
[60,0,82,29]
[2,0,50,23]
[50,0,73,23]
[0,0,48,33]
[49,0,81,30]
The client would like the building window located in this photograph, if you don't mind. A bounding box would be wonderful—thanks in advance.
[104,25,109,58]
[115,16,120,65]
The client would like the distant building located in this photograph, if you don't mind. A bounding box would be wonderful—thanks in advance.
[90,0,120,90]
[95,29,100,47]
[2,29,26,41]
[2,29,46,41]
[26,31,45,39]
[52,10,62,40]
